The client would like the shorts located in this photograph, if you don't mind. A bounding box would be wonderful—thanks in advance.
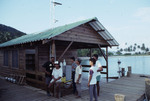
[96,75,101,82]
[50,79,61,83]
[45,76,52,85]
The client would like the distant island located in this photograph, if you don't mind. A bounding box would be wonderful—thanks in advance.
[114,43,150,56]
[77,43,150,57]
[0,24,26,44]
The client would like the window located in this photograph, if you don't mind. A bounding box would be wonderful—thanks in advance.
[12,50,18,68]
[3,50,8,66]
[25,49,35,71]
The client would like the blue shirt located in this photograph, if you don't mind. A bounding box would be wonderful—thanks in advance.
[72,62,77,72]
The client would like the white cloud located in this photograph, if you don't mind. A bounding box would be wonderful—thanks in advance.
[134,7,150,23]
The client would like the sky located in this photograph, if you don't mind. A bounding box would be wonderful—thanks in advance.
[0,0,150,50]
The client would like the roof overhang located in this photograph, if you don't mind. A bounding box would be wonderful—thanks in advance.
[88,20,119,46]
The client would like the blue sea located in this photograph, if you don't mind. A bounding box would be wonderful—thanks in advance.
[81,56,150,77]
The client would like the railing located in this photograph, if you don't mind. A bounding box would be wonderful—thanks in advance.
[82,65,107,74]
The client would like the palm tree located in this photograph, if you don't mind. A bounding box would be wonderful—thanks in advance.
[141,43,145,51]
[134,43,137,46]
[133,46,136,51]
[146,48,149,53]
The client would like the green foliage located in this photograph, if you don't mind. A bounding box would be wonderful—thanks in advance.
[0,24,26,44]
[108,52,114,56]
[77,48,106,57]
[116,50,122,55]
[77,49,90,57]
[141,43,145,50]
[124,53,131,55]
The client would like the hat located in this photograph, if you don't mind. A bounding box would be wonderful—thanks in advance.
[54,61,59,65]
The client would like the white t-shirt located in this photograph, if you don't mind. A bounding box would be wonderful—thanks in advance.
[75,65,82,83]
[96,60,102,76]
[88,66,97,85]
[51,68,62,83]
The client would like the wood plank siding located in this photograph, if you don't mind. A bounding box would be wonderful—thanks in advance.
[37,44,49,72]
[53,24,109,45]
[19,49,25,70]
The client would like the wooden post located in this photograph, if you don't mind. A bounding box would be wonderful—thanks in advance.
[106,47,108,82]
[121,68,125,77]
[128,66,131,72]
[127,66,131,77]
[35,46,39,80]
[98,44,107,61]
[51,40,56,61]
[97,44,108,82]
[49,44,52,61]
[145,78,150,100]
[90,48,92,57]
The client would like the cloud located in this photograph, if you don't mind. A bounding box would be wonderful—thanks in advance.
[134,7,150,23]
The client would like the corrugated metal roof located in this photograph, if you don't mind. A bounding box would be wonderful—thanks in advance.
[0,17,119,48]
[89,20,119,46]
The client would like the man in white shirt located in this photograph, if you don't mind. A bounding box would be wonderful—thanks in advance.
[48,61,62,98]
[93,54,103,96]
[75,58,82,98]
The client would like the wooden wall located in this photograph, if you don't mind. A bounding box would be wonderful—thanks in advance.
[53,24,109,46]
[19,49,25,70]
[0,49,25,77]
[38,44,49,72]
[0,50,3,67]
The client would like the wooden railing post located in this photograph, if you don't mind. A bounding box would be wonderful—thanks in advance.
[106,47,108,82]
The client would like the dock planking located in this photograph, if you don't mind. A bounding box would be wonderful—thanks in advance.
[0,74,148,101]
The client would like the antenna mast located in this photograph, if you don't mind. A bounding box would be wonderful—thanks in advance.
[50,0,62,27]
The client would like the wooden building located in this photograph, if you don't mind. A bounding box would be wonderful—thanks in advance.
[0,17,119,88]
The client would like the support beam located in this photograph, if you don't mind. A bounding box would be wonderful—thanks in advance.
[96,29,105,32]
[106,46,108,82]
[106,39,113,41]
[90,48,92,57]
[42,39,51,44]
[58,41,73,61]
[49,44,52,61]
[98,44,107,62]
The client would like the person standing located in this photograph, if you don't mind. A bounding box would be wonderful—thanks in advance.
[42,57,55,96]
[93,54,103,96]
[75,58,82,98]
[70,57,77,94]
[88,58,98,101]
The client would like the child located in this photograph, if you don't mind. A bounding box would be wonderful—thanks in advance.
[75,58,82,98]
[88,58,98,101]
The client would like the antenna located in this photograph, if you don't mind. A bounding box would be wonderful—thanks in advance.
[50,0,62,28]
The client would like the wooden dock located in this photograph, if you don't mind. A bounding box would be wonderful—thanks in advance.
[0,74,148,101]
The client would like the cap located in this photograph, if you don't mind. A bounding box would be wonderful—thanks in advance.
[54,61,59,65]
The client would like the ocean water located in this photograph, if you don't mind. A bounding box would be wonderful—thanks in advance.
[81,56,150,77]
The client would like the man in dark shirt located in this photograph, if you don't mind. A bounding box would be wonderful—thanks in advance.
[70,57,77,94]
[42,57,55,96]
